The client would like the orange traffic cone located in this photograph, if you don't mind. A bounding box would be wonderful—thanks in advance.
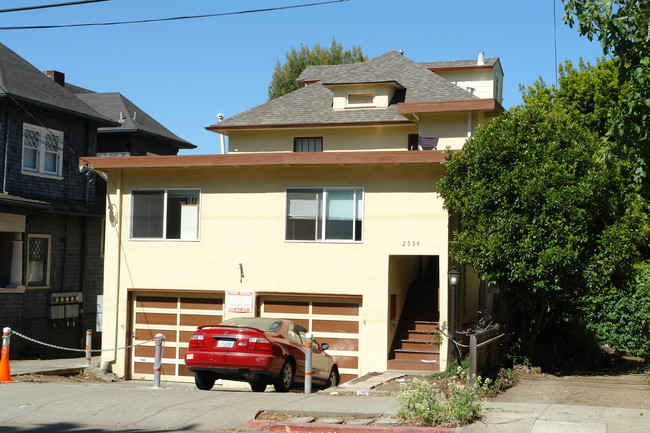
[0,328,14,382]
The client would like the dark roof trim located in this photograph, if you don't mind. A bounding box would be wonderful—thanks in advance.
[0,194,52,213]
[0,95,118,127]
[427,65,494,72]
[321,80,405,89]
[95,128,196,149]
[207,120,413,133]
[84,150,455,170]
[398,98,504,115]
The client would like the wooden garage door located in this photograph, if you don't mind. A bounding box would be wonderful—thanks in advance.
[259,295,361,383]
[130,293,224,380]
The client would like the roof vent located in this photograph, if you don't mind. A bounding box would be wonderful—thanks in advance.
[477,51,485,66]
[466,87,475,95]
[118,111,126,123]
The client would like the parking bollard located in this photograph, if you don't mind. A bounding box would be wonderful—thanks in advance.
[0,327,13,382]
[85,329,92,366]
[304,332,312,393]
[153,333,165,389]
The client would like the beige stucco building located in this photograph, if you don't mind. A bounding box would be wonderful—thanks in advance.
[88,50,504,383]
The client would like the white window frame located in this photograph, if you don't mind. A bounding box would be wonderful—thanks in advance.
[345,92,375,108]
[130,188,201,241]
[22,123,64,178]
[285,187,364,243]
[26,234,51,287]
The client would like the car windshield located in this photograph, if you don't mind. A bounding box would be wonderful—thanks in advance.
[219,317,283,332]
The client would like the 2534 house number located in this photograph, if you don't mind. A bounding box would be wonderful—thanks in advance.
[402,241,420,247]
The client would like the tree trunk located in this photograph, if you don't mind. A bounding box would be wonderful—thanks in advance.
[526,294,549,359]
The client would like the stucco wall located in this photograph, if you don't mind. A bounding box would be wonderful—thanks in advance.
[101,162,452,377]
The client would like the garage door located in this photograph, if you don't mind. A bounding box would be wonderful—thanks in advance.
[130,292,224,380]
[259,294,361,384]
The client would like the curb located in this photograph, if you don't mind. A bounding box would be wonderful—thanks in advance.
[244,419,454,433]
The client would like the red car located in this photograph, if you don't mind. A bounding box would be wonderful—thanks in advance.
[184,317,339,392]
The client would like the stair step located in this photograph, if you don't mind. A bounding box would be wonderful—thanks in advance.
[400,339,440,350]
[412,321,439,331]
[387,358,440,372]
[394,348,440,361]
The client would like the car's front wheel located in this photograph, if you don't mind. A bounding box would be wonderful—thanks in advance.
[195,371,216,390]
[250,381,267,392]
[273,360,294,392]
[326,366,339,388]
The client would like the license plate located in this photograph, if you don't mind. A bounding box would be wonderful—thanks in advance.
[217,339,234,348]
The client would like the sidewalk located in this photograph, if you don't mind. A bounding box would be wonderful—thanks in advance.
[2,357,649,433]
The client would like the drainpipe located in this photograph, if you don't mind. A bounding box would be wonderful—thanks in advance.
[113,169,123,369]
[3,107,22,194]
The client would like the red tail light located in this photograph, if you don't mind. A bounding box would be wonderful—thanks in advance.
[189,334,205,348]
[247,337,272,351]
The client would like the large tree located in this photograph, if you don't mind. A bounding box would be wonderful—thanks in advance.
[267,38,367,100]
[563,0,650,192]
[437,100,649,358]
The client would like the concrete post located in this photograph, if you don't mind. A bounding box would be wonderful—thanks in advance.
[304,332,312,393]
[153,333,165,389]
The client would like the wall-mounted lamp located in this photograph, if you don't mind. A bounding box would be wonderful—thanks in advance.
[79,163,108,182]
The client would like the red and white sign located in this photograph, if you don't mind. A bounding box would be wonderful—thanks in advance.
[227,291,253,312]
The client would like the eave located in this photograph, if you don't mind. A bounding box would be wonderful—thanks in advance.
[82,150,455,171]
[398,98,504,115]
[206,120,413,133]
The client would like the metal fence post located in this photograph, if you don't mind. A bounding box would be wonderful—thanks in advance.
[1,327,13,382]
[85,329,92,366]
[153,333,165,389]
[304,332,312,393]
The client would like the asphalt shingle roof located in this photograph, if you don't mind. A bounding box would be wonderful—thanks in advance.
[74,91,195,149]
[214,51,480,129]
[0,43,114,125]
[419,57,499,69]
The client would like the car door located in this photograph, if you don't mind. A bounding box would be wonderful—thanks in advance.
[285,322,306,378]
[310,338,330,381]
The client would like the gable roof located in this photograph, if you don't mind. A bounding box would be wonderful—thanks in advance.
[209,50,480,131]
[73,91,195,149]
[0,43,114,125]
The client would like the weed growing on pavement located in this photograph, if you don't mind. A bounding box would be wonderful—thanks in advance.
[396,376,490,427]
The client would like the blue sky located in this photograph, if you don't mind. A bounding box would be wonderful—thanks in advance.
[1,0,604,154]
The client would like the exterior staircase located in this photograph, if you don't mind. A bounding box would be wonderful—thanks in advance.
[387,281,440,372]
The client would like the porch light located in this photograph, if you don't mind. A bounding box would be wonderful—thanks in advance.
[447,266,460,362]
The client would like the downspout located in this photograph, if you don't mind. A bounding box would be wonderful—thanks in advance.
[112,168,123,371]
[3,107,22,194]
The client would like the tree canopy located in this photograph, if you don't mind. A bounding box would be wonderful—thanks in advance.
[437,99,649,358]
[563,0,650,191]
[267,38,367,100]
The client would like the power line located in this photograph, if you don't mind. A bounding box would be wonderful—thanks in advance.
[0,1,109,14]
[0,0,350,30]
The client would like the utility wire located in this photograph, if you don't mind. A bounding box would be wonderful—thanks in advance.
[553,0,558,87]
[0,0,109,14]
[0,0,350,30]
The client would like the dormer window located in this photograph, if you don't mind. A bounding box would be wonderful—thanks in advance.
[346,92,375,108]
